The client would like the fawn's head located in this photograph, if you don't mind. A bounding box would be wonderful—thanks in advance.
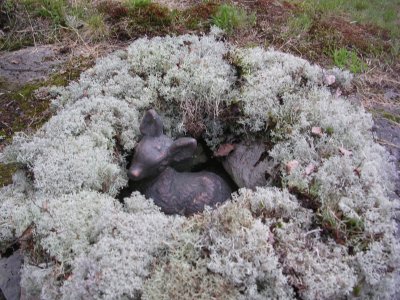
[128,109,197,181]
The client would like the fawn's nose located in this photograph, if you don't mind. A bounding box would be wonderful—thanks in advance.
[129,167,142,180]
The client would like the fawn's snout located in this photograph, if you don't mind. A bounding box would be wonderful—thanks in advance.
[128,166,143,180]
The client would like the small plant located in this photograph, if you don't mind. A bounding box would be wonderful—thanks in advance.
[85,13,109,42]
[332,48,367,73]
[212,4,255,33]
[354,1,368,11]
[125,0,151,9]
[22,0,67,26]
[179,2,218,31]
[325,126,334,135]
[1,0,14,14]
[287,13,313,35]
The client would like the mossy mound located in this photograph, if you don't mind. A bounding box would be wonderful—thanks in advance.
[1,29,398,299]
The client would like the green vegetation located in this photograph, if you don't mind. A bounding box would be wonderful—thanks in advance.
[332,48,366,73]
[0,163,18,187]
[0,0,229,51]
[85,13,109,42]
[289,0,400,38]
[325,126,334,135]
[283,0,399,69]
[340,0,400,38]
[0,0,158,50]
[317,205,366,249]
[22,0,67,25]
[212,4,256,33]
[381,111,400,124]
[371,109,400,124]
[125,0,152,9]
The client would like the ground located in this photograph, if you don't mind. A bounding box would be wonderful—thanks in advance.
[0,0,399,298]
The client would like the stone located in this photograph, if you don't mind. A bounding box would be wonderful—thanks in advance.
[0,251,23,300]
[222,141,275,189]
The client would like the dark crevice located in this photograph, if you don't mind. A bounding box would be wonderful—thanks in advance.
[253,150,269,167]
[2,241,19,258]
[277,93,284,105]
[288,186,321,212]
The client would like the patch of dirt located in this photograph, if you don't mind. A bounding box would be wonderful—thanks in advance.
[244,0,296,23]
[154,0,201,10]
[225,2,393,65]
[356,64,400,106]
[226,0,296,47]
[309,16,392,55]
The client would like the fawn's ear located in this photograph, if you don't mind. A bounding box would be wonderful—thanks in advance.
[168,137,197,163]
[140,109,163,137]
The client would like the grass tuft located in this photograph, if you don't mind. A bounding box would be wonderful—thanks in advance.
[212,4,255,33]
[22,0,67,25]
[85,13,109,42]
[0,163,18,187]
[332,48,367,73]
[125,0,152,9]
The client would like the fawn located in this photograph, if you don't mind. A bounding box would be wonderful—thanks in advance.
[128,109,232,216]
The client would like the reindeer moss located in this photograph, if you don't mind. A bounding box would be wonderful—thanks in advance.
[1,32,398,300]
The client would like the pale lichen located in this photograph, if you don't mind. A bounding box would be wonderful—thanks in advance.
[0,30,398,299]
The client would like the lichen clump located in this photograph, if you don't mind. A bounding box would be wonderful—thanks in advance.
[1,29,399,299]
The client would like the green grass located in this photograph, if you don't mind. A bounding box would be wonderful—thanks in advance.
[2,0,14,13]
[283,0,400,65]
[341,0,400,38]
[212,4,256,33]
[22,0,67,25]
[0,1,252,51]
[332,48,367,73]
[317,206,365,248]
[0,163,18,187]
[372,109,400,124]
[290,0,400,38]
[85,13,109,42]
[125,0,152,9]
[287,13,313,34]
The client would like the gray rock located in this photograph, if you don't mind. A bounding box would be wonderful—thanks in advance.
[0,45,67,85]
[372,114,400,196]
[222,141,275,189]
[371,106,400,300]
[0,251,23,300]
